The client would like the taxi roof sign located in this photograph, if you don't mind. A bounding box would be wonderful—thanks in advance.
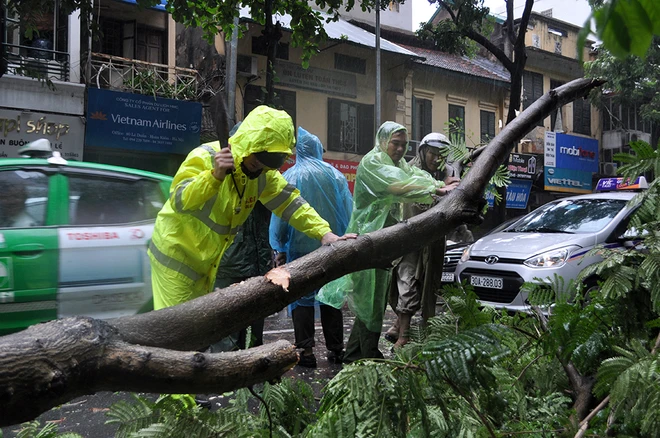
[595,176,648,191]
[18,139,53,158]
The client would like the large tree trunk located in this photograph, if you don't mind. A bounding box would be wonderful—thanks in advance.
[0,78,604,427]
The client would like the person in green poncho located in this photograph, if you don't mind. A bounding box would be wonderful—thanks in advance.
[318,121,460,362]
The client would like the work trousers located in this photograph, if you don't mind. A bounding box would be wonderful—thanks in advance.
[292,304,344,353]
[344,317,384,363]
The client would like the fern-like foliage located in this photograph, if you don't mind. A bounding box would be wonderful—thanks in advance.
[258,378,316,435]
[107,393,268,438]
[15,421,84,438]
[594,341,660,436]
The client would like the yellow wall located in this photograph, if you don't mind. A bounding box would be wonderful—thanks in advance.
[234,24,415,162]
[524,15,591,61]
[233,23,511,163]
[519,65,601,154]
[410,69,508,148]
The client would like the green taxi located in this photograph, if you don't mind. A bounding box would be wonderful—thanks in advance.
[0,140,172,334]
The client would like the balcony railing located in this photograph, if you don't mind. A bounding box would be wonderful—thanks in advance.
[1,43,70,82]
[85,53,199,101]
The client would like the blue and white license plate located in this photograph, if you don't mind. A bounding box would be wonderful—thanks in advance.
[470,275,503,289]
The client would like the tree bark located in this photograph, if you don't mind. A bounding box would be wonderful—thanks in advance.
[0,78,604,427]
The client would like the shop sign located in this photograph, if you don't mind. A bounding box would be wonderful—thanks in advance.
[279,156,359,193]
[544,131,598,173]
[326,158,359,193]
[508,153,540,180]
[544,167,592,193]
[85,88,202,155]
[274,61,357,98]
[485,179,533,209]
[0,110,85,160]
[505,179,533,209]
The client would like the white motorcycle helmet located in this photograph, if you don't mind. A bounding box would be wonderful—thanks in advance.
[420,132,451,151]
[419,132,461,177]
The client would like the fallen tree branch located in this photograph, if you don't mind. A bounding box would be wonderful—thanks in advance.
[0,77,605,427]
[0,317,296,425]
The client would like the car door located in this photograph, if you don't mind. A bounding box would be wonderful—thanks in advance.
[57,170,166,320]
[0,168,58,335]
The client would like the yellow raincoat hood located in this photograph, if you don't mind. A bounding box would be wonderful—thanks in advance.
[228,105,295,167]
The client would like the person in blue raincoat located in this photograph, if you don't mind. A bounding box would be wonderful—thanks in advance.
[270,127,353,367]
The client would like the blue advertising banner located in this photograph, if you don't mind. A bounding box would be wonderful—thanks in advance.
[544,167,592,193]
[119,0,167,11]
[85,88,202,155]
[484,179,533,209]
[505,179,533,209]
[544,132,598,173]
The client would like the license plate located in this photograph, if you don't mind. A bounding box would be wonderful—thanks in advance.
[470,275,503,289]
[441,272,454,282]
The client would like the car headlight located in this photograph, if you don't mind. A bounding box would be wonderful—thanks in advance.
[523,246,579,268]
[460,245,472,263]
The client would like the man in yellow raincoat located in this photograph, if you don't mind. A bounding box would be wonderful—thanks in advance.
[149,105,353,310]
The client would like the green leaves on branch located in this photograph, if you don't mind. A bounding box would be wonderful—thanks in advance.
[582,0,660,59]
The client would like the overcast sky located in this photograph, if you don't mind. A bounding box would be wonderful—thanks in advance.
[412,0,594,31]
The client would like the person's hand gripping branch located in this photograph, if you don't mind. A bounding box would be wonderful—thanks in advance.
[213,145,236,181]
[436,176,460,196]
[321,232,358,246]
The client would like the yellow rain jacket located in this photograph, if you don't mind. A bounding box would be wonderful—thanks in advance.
[149,106,332,309]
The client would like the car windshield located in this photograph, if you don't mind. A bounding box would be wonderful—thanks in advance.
[507,198,627,234]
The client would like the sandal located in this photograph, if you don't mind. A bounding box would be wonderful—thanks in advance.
[384,330,398,343]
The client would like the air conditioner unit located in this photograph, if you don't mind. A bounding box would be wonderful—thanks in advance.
[97,65,127,89]
[625,131,652,145]
[600,162,618,176]
[237,55,258,77]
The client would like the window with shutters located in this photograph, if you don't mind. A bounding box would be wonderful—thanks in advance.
[448,104,465,144]
[412,97,432,142]
[550,79,565,131]
[523,71,544,126]
[334,53,366,75]
[523,71,544,108]
[480,110,495,143]
[573,97,591,135]
[136,26,164,64]
[244,85,296,127]
[327,99,374,155]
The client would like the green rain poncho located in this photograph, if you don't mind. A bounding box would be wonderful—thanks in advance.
[318,122,445,332]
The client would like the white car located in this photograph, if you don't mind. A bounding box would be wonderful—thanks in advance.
[455,177,648,312]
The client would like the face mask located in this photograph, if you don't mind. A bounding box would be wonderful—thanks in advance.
[240,162,263,179]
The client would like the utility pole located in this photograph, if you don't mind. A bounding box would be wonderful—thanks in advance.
[375,0,381,128]
[226,14,239,127]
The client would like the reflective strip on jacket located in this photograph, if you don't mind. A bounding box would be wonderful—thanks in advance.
[150,123,332,309]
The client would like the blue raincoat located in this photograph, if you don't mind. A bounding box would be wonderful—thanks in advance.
[270,127,353,311]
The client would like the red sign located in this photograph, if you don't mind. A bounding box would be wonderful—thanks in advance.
[279,156,359,193]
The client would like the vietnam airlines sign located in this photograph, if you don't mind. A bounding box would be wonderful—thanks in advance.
[85,88,202,155]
